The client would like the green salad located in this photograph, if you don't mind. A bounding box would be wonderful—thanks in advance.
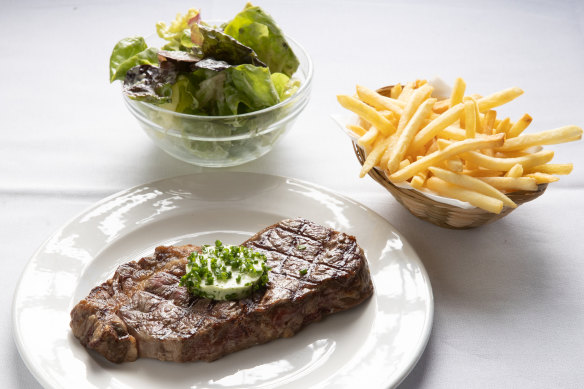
[109,3,300,116]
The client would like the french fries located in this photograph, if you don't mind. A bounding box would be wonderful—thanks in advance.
[356,85,404,116]
[387,98,436,173]
[477,87,524,112]
[450,77,466,107]
[497,125,583,151]
[337,78,581,214]
[507,113,533,138]
[478,177,539,192]
[426,177,504,214]
[390,134,504,182]
[464,100,477,138]
[337,95,396,136]
[428,167,516,208]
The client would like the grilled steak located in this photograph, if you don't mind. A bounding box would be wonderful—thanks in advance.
[70,218,374,363]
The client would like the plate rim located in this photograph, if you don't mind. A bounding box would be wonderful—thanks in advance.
[12,172,434,389]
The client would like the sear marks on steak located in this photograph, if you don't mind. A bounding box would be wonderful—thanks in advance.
[70,218,374,363]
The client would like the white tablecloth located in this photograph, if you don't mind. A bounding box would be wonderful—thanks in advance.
[3,1,583,387]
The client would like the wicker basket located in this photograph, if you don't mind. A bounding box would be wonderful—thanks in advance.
[353,141,548,230]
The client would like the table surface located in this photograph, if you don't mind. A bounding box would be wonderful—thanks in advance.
[3,0,584,388]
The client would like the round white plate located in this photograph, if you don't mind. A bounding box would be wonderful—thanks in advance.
[13,172,433,389]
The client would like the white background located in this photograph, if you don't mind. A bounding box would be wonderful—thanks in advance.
[2,0,584,387]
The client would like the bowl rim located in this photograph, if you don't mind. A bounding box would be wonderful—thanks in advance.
[124,34,313,120]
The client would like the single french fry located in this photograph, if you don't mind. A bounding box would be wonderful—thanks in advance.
[346,124,367,137]
[481,111,496,150]
[425,177,504,213]
[436,138,450,150]
[450,77,466,107]
[507,113,533,138]
[495,117,511,134]
[429,167,517,208]
[497,125,583,151]
[357,125,379,148]
[398,82,416,102]
[387,98,436,173]
[464,100,477,138]
[410,170,428,189]
[337,95,396,136]
[474,98,482,133]
[410,103,465,152]
[377,110,399,128]
[438,125,466,141]
[379,134,398,167]
[390,84,402,99]
[386,111,399,128]
[482,148,495,158]
[524,172,560,184]
[482,110,497,133]
[389,134,505,182]
[464,159,479,171]
[505,164,524,177]
[358,116,371,131]
[379,147,392,168]
[477,87,524,112]
[396,84,434,134]
[462,169,505,177]
[525,163,573,175]
[399,159,411,170]
[446,158,464,172]
[433,99,451,114]
[425,139,439,155]
[495,146,543,158]
[378,110,399,129]
[379,109,396,120]
[478,177,538,191]
[461,149,554,171]
[360,136,391,178]
[356,85,404,116]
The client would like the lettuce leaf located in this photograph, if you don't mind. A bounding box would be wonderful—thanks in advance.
[159,74,199,113]
[156,8,200,51]
[191,24,266,67]
[157,50,201,72]
[227,64,279,113]
[110,37,159,82]
[223,4,299,77]
[192,70,229,115]
[168,64,280,116]
[270,72,299,100]
[123,64,177,103]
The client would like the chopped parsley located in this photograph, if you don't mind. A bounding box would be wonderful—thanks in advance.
[180,240,270,300]
[299,268,308,275]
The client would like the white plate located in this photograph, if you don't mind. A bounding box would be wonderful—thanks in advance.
[13,172,433,389]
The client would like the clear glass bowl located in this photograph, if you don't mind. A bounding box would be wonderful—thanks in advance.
[123,36,312,167]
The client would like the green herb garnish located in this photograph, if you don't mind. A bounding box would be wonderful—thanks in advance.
[180,240,270,300]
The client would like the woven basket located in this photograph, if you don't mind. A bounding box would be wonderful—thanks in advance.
[353,143,547,229]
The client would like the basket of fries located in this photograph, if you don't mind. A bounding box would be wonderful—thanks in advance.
[336,78,582,229]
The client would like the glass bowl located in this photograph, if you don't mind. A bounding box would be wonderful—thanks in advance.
[123,36,312,167]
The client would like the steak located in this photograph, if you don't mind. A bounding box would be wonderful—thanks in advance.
[70,218,374,363]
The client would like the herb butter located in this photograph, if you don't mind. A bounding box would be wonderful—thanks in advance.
[180,240,269,300]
